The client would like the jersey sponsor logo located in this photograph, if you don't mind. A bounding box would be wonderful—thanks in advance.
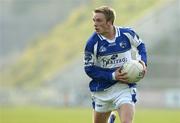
[101,55,127,67]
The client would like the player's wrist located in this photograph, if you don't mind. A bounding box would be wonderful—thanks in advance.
[112,72,116,80]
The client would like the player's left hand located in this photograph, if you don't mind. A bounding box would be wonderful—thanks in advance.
[139,60,147,78]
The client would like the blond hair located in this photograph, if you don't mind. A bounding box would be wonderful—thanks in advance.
[94,6,116,24]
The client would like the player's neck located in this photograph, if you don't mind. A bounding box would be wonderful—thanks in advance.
[103,26,115,40]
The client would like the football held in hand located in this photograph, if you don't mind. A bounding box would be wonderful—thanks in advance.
[121,60,144,83]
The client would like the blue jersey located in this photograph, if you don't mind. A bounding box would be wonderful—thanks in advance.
[84,27,147,92]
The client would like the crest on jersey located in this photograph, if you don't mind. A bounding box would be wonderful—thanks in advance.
[119,41,127,48]
[99,46,107,52]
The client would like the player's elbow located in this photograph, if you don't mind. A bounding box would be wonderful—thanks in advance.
[84,66,94,78]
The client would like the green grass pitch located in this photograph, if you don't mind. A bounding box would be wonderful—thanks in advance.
[0,106,180,123]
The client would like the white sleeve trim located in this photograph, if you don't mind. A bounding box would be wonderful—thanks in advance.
[112,72,116,80]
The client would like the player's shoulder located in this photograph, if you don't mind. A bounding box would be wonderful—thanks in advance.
[118,26,136,35]
[86,32,99,45]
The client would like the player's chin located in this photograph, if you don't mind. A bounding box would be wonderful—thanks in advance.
[95,30,100,34]
[95,28,101,33]
[119,80,129,84]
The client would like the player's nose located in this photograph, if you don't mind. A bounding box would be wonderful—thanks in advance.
[94,23,97,27]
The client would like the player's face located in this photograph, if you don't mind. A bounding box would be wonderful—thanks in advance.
[93,13,111,35]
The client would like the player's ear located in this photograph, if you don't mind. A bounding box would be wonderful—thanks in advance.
[106,20,113,25]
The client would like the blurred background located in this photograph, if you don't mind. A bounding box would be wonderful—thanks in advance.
[0,0,180,123]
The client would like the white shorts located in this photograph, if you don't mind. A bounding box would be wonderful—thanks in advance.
[91,83,137,112]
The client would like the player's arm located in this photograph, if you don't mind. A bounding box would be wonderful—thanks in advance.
[84,51,115,82]
[137,43,147,66]
[124,28,147,66]
[84,40,115,82]
[84,51,128,83]
[132,32,147,69]
[132,30,147,77]
[137,43,147,77]
[124,28,147,76]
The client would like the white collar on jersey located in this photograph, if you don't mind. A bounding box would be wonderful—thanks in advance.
[97,26,121,43]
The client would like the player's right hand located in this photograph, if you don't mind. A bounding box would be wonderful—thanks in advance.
[115,68,129,83]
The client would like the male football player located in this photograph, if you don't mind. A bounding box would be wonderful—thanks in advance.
[84,6,147,123]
